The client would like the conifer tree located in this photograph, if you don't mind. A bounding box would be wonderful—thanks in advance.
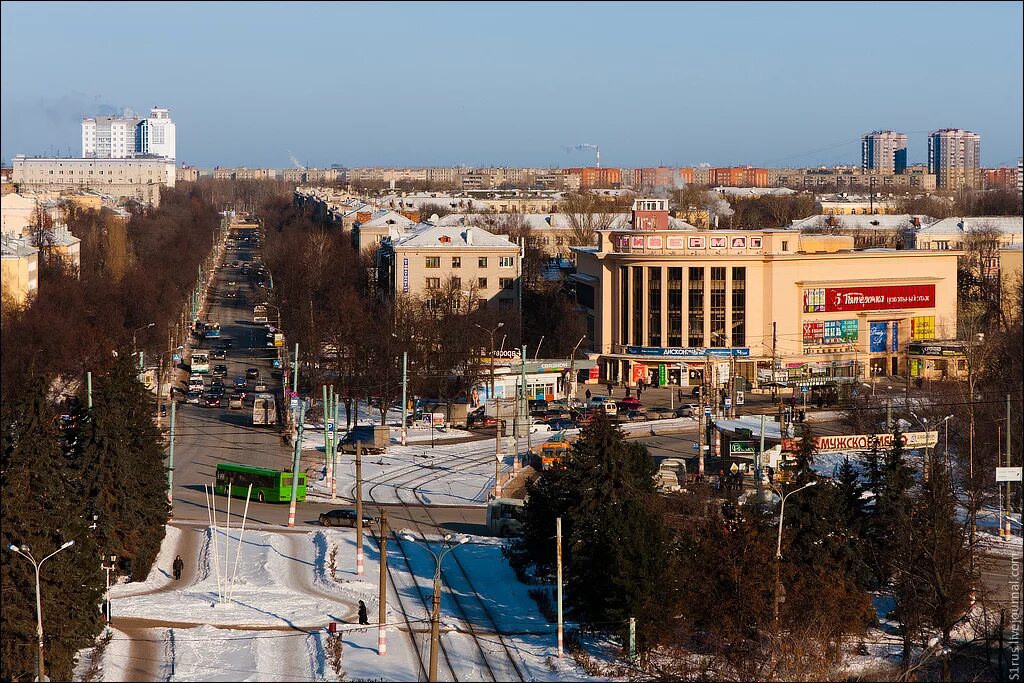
[1,378,103,681]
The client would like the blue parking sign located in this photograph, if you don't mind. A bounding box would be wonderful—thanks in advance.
[327,420,335,433]
[704,406,712,417]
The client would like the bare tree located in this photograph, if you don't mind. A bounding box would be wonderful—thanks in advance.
[559,191,626,247]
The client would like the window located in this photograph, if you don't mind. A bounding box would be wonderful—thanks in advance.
[620,266,630,345]
[935,241,950,250]
[451,277,462,288]
[731,267,746,347]
[710,267,726,346]
[648,267,662,347]
[499,256,514,268]
[425,277,441,289]
[451,257,461,268]
[478,277,488,289]
[500,277,514,290]
[688,267,704,347]
[478,257,488,268]
[632,266,643,346]
[667,267,683,347]
[781,240,789,251]
[425,257,440,268]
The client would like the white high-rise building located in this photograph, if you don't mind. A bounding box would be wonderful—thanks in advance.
[136,107,176,159]
[928,128,981,190]
[862,130,908,175]
[82,114,141,159]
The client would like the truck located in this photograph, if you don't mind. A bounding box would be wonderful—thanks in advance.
[339,425,389,454]
[252,393,277,426]
[486,498,525,537]
[253,305,268,324]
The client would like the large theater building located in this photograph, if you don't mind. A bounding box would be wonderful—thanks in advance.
[572,199,959,398]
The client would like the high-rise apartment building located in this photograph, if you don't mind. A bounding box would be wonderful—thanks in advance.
[81,107,176,160]
[928,128,981,190]
[861,130,908,174]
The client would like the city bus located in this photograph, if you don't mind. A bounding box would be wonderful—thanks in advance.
[204,322,222,339]
[215,463,305,504]
[252,393,277,426]
[190,350,211,374]
[253,305,268,324]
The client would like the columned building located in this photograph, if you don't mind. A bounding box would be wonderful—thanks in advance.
[572,199,959,397]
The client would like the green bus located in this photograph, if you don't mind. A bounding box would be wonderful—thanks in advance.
[214,463,306,503]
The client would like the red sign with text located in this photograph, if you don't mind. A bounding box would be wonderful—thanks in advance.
[822,285,935,312]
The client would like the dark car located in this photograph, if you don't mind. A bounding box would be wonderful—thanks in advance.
[212,348,227,360]
[233,376,248,389]
[617,396,643,411]
[213,364,228,377]
[318,508,376,528]
[528,399,549,413]
[542,407,572,420]
[221,338,234,350]
[546,417,577,431]
[246,367,260,380]
[618,409,647,423]
[205,395,223,408]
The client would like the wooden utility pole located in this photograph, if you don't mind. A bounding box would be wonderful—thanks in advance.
[556,517,564,658]
[494,420,503,498]
[377,510,388,656]
[356,443,364,575]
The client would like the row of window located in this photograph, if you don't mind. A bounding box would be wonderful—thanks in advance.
[424,277,514,290]
[425,256,515,269]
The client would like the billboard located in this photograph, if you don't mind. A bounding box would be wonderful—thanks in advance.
[869,322,888,353]
[782,431,938,452]
[804,320,858,344]
[804,284,935,313]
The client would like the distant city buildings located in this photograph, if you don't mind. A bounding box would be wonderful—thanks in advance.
[928,128,982,190]
[82,107,176,160]
[862,131,908,175]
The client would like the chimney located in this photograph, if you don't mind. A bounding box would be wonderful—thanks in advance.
[465,228,474,245]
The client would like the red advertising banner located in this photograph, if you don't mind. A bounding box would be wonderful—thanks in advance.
[817,284,935,312]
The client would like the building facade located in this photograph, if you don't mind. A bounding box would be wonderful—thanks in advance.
[572,200,959,394]
[708,167,770,188]
[82,114,141,159]
[12,156,175,206]
[176,165,200,182]
[862,130,908,175]
[565,167,622,190]
[135,107,176,159]
[928,128,982,190]
[1,235,39,308]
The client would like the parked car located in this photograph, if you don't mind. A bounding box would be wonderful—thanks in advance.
[617,396,643,411]
[530,419,554,434]
[528,399,549,413]
[546,417,577,431]
[232,261,240,267]
[675,404,699,418]
[618,409,647,423]
[233,376,248,389]
[245,367,260,379]
[185,391,202,405]
[646,407,676,420]
[319,508,377,528]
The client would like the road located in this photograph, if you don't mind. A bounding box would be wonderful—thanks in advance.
[168,226,489,536]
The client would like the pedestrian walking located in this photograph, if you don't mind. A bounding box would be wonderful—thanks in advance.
[585,388,592,401]
[606,381,613,395]
[172,555,184,581]
[625,387,632,398]
[636,387,643,401]
[677,388,684,402]
[358,600,369,625]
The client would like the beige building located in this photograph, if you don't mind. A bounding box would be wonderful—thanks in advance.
[176,165,200,182]
[377,224,521,312]
[774,169,936,192]
[12,156,174,206]
[572,200,959,393]
[1,193,38,236]
[1,235,39,308]
[352,210,417,252]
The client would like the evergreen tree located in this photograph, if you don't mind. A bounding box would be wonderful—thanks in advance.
[792,421,817,486]
[75,354,168,580]
[1,378,104,681]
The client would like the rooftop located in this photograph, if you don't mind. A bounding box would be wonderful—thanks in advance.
[390,224,518,250]
[919,216,1022,235]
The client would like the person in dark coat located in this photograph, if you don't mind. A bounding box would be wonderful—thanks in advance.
[172,555,184,581]
[585,389,592,401]
[606,381,613,395]
[677,388,684,402]
[358,600,369,625]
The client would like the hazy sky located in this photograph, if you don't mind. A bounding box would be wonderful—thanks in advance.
[2,1,1022,169]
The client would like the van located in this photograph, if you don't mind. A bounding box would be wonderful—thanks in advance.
[587,395,617,416]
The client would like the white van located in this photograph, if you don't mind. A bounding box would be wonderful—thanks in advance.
[586,395,617,416]
[188,375,205,391]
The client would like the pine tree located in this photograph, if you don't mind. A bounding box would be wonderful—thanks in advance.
[1,377,104,681]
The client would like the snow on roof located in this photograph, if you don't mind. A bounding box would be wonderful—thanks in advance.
[358,209,415,228]
[712,186,797,197]
[789,214,934,230]
[1,235,38,258]
[919,216,1023,235]
[392,224,518,249]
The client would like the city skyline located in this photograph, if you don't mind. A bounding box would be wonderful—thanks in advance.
[2,1,1022,169]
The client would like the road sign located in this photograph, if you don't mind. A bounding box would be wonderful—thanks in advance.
[724,398,732,408]
[736,391,744,406]
[996,467,1022,482]
[801,386,810,393]
[704,406,712,417]
[327,420,335,434]
[729,463,739,473]
[692,443,699,450]
[289,398,299,412]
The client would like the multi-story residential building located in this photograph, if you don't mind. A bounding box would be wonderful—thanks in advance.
[352,209,417,252]
[82,114,141,159]
[862,131,908,174]
[818,195,899,215]
[425,167,465,186]
[376,224,521,312]
[983,166,1019,190]
[707,167,770,188]
[928,128,982,190]
[571,198,958,390]
[282,168,339,184]
[1,193,39,236]
[176,164,199,182]
[12,156,175,206]
[1,235,39,308]
[212,167,277,181]
[635,167,684,191]
[135,108,176,159]
[565,167,622,190]
[774,168,936,192]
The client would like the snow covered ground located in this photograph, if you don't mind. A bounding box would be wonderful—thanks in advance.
[88,525,598,682]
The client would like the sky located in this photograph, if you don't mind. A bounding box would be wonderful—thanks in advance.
[2,1,1022,169]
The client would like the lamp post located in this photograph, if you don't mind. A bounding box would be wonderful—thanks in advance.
[7,540,76,682]
[132,322,156,370]
[475,322,504,398]
[400,531,469,682]
[568,335,586,402]
[771,480,816,624]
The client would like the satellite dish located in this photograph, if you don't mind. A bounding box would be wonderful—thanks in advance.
[429,214,440,223]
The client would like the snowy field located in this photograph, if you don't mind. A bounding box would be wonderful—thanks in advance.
[87,525,597,682]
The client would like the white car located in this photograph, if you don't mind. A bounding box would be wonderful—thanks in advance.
[529,419,554,434]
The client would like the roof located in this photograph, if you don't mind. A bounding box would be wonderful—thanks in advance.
[390,224,518,250]
[436,212,698,231]
[1,235,39,258]
[358,209,415,229]
[712,186,797,197]
[919,216,1023,236]
[790,214,935,230]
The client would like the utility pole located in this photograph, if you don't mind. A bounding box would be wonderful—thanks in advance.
[322,384,330,481]
[287,403,305,528]
[494,419,503,497]
[401,351,408,447]
[168,400,176,512]
[757,413,765,498]
[356,442,364,575]
[1006,394,1013,539]
[521,344,529,469]
[771,322,778,402]
[556,517,563,658]
[87,371,93,409]
[628,617,637,666]
[377,509,388,656]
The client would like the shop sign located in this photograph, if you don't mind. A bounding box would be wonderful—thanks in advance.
[891,321,899,353]
[730,441,755,454]
[909,343,965,357]
[402,257,409,293]
[624,346,750,358]
[658,363,667,386]
[910,316,935,341]
[631,362,648,383]
[805,284,935,313]
[869,322,888,353]
[782,431,938,452]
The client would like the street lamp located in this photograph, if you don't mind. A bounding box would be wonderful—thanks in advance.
[7,540,76,682]
[400,531,470,682]
[132,322,156,369]
[474,322,504,398]
[568,335,586,402]
[771,480,816,624]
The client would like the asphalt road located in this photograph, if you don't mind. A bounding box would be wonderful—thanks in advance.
[168,228,488,536]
